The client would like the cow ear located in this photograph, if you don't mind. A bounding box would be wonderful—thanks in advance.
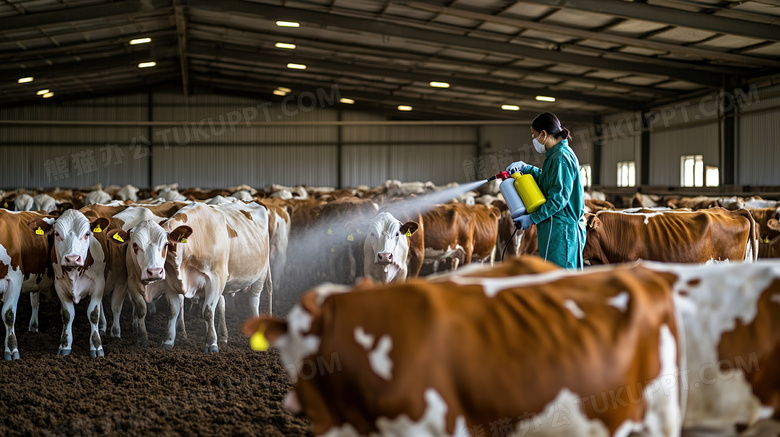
[586,214,600,231]
[400,221,419,236]
[58,202,74,212]
[106,229,130,245]
[168,225,193,243]
[767,219,780,232]
[89,217,110,233]
[27,218,53,235]
[242,316,289,349]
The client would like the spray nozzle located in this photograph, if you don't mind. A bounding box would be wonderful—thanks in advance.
[488,171,511,182]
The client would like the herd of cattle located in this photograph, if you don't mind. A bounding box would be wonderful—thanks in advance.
[2,181,779,436]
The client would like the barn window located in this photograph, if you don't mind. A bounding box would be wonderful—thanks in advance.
[706,166,719,187]
[681,155,704,187]
[580,164,592,188]
[617,161,635,187]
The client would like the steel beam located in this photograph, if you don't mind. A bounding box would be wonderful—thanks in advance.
[513,0,780,42]
[188,41,646,111]
[187,0,726,87]
[0,0,172,32]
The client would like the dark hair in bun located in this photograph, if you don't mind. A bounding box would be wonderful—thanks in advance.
[532,112,572,141]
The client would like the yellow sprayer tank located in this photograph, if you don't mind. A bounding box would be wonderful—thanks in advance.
[511,172,546,213]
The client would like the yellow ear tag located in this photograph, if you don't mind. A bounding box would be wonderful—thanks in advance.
[112,233,125,243]
[330,247,335,253]
[93,224,102,233]
[3,202,7,208]
[764,237,770,243]
[405,229,412,237]
[177,234,187,243]
[347,233,354,242]
[250,329,269,351]
[35,227,44,236]
[356,228,361,234]
[327,228,333,235]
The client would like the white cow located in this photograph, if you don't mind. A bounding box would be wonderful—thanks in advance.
[85,190,112,205]
[14,194,35,211]
[33,194,60,213]
[109,201,272,352]
[29,209,111,357]
[362,212,419,284]
[115,184,140,202]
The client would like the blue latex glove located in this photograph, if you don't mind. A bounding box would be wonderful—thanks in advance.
[514,214,534,230]
[507,161,529,175]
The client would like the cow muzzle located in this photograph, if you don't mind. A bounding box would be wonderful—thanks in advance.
[376,252,393,265]
[142,268,165,283]
[62,254,83,267]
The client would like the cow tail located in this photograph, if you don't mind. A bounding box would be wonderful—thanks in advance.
[738,208,759,262]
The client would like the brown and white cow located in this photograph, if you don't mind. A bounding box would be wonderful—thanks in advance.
[109,201,271,351]
[1,211,55,360]
[583,207,758,264]
[243,256,682,436]
[28,209,111,357]
[645,260,780,435]
[420,203,475,273]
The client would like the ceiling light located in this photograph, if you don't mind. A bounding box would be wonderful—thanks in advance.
[501,105,520,111]
[276,21,300,27]
[277,87,292,93]
[18,77,34,84]
[129,38,151,45]
[429,82,450,88]
[536,96,556,102]
[398,105,413,111]
[273,90,287,96]
[36,89,50,95]
[275,42,296,49]
[340,98,355,104]
[42,92,54,98]
[138,61,157,68]
[287,63,306,70]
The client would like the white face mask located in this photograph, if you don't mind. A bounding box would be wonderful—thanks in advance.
[533,133,546,153]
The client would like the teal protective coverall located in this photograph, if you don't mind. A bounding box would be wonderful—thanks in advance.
[526,139,586,269]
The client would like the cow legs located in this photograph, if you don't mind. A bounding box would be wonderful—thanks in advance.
[128,290,149,347]
[217,295,228,345]
[28,291,40,333]
[58,300,75,356]
[110,285,127,338]
[176,294,187,339]
[87,297,104,358]
[98,300,107,338]
[2,275,22,360]
[202,279,223,353]
[162,290,182,349]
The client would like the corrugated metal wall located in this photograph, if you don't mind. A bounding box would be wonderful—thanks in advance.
[596,84,780,187]
[341,112,477,186]
[0,94,150,188]
[0,92,487,189]
[599,111,641,186]
[738,84,780,186]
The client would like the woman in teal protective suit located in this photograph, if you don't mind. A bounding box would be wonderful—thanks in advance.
[506,112,586,269]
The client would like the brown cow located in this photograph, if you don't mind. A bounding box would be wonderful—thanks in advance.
[583,207,758,264]
[243,256,682,436]
[420,203,476,273]
[1,210,55,360]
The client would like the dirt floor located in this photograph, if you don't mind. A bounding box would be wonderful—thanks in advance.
[0,286,313,437]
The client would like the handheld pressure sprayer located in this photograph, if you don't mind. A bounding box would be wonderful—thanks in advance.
[488,170,546,218]
[487,170,547,261]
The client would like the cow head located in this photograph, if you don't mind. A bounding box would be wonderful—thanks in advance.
[364,212,418,268]
[108,220,192,294]
[761,219,780,259]
[582,213,609,265]
[29,209,109,268]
